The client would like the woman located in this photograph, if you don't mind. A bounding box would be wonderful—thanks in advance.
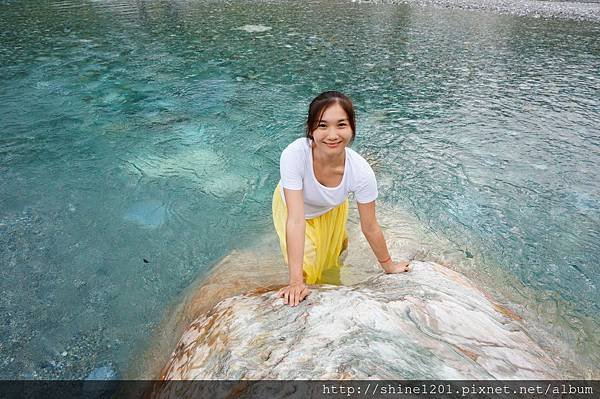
[272,91,411,307]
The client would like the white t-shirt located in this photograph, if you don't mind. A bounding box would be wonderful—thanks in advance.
[278,138,378,219]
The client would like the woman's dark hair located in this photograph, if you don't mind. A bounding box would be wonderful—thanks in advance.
[305,91,356,144]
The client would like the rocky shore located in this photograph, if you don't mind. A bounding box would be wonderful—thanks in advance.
[353,0,600,22]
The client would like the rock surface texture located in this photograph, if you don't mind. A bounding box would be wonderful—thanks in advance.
[159,261,558,381]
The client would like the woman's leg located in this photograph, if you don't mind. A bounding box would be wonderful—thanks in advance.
[272,185,317,283]
[273,185,350,284]
[305,198,349,285]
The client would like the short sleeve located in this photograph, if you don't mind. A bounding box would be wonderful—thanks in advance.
[354,160,378,204]
[279,144,304,190]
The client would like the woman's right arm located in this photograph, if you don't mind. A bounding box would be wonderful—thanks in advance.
[277,188,310,306]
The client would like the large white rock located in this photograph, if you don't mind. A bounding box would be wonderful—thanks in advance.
[158,260,557,381]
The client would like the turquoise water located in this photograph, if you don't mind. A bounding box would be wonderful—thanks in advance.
[1,0,599,378]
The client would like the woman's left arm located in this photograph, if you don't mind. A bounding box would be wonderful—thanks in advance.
[357,200,411,273]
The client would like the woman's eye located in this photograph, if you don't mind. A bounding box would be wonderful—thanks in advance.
[338,124,346,128]
[318,124,326,128]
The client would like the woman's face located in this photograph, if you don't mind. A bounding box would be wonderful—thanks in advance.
[311,103,354,157]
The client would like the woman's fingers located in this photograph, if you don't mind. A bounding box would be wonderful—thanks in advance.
[384,261,411,274]
[292,288,301,306]
[279,287,292,304]
[296,287,310,305]
[301,287,310,299]
[293,292,300,306]
[278,285,311,306]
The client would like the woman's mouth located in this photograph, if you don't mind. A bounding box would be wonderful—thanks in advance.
[325,141,341,148]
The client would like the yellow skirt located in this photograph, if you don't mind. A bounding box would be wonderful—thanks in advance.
[272,184,349,285]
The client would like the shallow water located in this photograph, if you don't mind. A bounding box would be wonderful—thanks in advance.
[1,0,599,379]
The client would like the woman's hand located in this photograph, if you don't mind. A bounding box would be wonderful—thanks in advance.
[381,259,411,274]
[277,282,310,307]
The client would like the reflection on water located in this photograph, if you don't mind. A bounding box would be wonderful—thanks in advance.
[0,0,598,379]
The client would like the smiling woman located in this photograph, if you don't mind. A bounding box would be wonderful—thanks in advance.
[272,91,412,307]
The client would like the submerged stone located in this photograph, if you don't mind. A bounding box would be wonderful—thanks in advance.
[85,365,118,380]
[84,365,119,399]
[123,200,167,228]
